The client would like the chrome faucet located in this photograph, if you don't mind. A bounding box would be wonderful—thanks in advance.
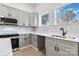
[60,27,67,36]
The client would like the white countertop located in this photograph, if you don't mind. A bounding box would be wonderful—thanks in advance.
[30,32,79,43]
[0,31,79,43]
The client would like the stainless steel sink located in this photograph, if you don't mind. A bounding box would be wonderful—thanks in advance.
[51,35,75,39]
[51,35,66,38]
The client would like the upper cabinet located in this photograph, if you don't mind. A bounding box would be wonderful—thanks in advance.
[17,10,38,27]
[29,12,38,26]
[0,4,18,18]
[0,4,38,27]
[55,3,79,25]
[17,9,29,26]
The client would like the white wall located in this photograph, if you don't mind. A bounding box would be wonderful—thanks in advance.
[2,3,34,12]
[32,3,63,26]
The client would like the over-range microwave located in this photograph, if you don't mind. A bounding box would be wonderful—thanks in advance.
[0,17,17,25]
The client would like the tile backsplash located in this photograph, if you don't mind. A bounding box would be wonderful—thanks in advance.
[34,23,79,38]
[0,25,32,34]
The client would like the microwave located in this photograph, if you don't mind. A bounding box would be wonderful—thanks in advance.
[0,17,17,25]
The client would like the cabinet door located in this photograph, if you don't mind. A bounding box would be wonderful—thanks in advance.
[23,35,30,46]
[22,11,29,26]
[31,34,37,48]
[24,12,29,26]
[8,7,18,18]
[0,4,3,16]
[57,39,78,56]
[46,37,57,56]
[1,5,9,17]
[29,13,38,26]
[17,9,24,26]
[19,34,24,48]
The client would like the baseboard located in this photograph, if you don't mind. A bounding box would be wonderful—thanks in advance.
[31,45,39,51]
[8,53,13,56]
[19,45,39,51]
[19,45,32,50]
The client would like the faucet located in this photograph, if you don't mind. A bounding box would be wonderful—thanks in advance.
[60,27,67,36]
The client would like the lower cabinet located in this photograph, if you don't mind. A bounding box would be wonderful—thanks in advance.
[19,34,30,48]
[31,34,37,48]
[31,34,45,51]
[46,37,79,56]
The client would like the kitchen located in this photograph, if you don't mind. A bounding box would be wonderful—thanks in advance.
[0,3,79,56]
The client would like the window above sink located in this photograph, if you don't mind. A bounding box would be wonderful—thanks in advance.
[55,3,79,25]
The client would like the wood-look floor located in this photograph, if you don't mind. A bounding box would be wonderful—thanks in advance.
[13,46,45,56]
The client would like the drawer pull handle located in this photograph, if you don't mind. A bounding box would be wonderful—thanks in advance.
[55,46,56,51]
[57,47,59,52]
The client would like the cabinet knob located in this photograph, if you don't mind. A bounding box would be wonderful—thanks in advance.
[8,13,11,16]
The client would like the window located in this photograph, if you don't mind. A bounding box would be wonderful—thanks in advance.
[56,3,79,24]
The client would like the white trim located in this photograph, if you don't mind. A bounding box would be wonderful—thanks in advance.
[19,45,39,51]
[31,45,39,51]
[8,53,13,56]
[19,45,32,49]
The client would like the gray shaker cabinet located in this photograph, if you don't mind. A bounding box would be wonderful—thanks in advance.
[22,11,29,26]
[46,37,79,56]
[57,39,78,56]
[46,37,57,56]
[31,34,37,48]
[17,9,24,26]
[19,34,30,48]
[17,9,29,26]
[29,13,38,26]
[1,4,17,18]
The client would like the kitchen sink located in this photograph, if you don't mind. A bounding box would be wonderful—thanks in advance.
[51,35,75,39]
[51,35,66,38]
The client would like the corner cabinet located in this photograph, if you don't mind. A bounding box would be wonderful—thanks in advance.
[19,34,31,48]
[46,37,79,56]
